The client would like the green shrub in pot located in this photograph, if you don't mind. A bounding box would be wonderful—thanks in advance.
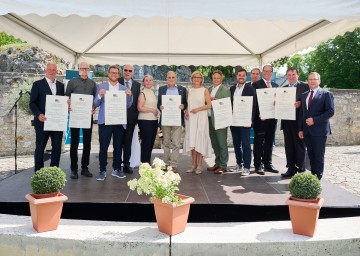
[31,166,67,194]
[288,172,321,200]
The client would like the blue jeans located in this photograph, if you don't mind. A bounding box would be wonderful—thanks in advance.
[98,124,125,172]
[230,126,251,169]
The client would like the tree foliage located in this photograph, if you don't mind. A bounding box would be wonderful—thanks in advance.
[0,32,24,46]
[273,28,360,89]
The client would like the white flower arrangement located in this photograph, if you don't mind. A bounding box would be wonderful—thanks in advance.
[127,158,182,204]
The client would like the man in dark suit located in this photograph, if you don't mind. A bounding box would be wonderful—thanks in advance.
[29,63,65,172]
[280,67,309,178]
[253,65,279,175]
[229,68,256,176]
[299,72,334,180]
[157,71,187,172]
[249,68,260,85]
[118,64,140,174]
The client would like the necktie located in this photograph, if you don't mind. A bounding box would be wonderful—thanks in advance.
[266,81,271,88]
[125,81,129,89]
[308,90,314,108]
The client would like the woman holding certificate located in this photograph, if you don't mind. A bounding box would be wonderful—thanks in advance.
[137,75,159,164]
[184,71,212,174]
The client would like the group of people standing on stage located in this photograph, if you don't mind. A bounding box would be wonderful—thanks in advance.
[29,62,334,182]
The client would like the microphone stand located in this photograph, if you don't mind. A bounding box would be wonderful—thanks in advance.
[8,90,26,174]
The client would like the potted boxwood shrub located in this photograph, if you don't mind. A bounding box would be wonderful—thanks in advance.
[128,158,195,236]
[286,172,323,237]
[25,166,68,233]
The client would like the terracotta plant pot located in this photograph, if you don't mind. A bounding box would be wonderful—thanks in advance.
[286,196,324,237]
[153,193,195,236]
[25,193,68,233]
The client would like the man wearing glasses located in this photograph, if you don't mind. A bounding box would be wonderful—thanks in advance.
[94,66,133,181]
[298,72,334,180]
[118,64,141,174]
[66,62,97,179]
[157,71,187,172]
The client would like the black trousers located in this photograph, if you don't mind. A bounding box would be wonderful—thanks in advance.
[138,119,158,163]
[70,125,93,171]
[122,123,136,167]
[34,122,63,172]
[282,120,306,171]
[253,119,277,168]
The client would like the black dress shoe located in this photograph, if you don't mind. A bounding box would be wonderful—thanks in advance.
[281,168,296,178]
[264,164,279,173]
[255,166,265,175]
[81,168,93,177]
[123,166,133,174]
[70,170,79,179]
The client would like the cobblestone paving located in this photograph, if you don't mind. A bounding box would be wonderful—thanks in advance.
[1,146,360,197]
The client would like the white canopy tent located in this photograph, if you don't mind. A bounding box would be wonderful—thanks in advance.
[0,0,359,66]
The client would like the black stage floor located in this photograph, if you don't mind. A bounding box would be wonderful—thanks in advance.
[1,149,359,222]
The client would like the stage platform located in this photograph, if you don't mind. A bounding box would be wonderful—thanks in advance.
[1,149,359,222]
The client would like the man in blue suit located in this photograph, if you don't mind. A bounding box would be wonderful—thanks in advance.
[157,71,187,173]
[93,65,133,181]
[299,72,335,180]
[29,63,65,172]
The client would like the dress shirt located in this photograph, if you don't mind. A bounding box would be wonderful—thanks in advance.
[45,77,57,95]
[306,86,320,109]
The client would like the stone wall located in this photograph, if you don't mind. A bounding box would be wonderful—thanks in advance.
[0,73,359,156]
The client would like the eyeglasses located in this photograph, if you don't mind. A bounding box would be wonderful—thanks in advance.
[193,76,202,79]
[124,69,133,73]
[109,71,119,75]
[79,68,90,71]
[308,79,319,81]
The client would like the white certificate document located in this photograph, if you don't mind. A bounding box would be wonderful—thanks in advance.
[212,97,232,130]
[44,95,69,131]
[275,87,296,120]
[232,96,253,127]
[256,88,276,119]
[69,94,93,128]
[162,95,181,126]
[105,91,127,125]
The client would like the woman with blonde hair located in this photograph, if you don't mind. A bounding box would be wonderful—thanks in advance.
[137,75,159,163]
[183,71,212,174]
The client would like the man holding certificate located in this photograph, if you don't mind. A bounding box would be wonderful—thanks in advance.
[253,65,279,175]
[66,62,97,179]
[29,63,65,172]
[230,68,256,176]
[207,70,231,174]
[280,67,309,178]
[157,71,187,173]
[93,66,133,181]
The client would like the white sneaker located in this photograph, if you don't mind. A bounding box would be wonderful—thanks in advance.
[228,164,243,173]
[241,168,250,176]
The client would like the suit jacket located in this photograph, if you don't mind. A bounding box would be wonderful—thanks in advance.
[280,81,309,130]
[252,79,278,122]
[29,78,65,125]
[94,82,133,125]
[299,87,334,137]
[118,77,141,125]
[230,83,256,126]
[157,85,187,127]
[208,84,231,127]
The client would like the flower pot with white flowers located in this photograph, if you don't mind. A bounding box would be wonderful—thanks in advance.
[286,172,323,237]
[128,158,194,236]
[25,166,68,233]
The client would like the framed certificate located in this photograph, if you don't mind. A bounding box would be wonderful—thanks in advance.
[69,94,93,128]
[162,95,181,126]
[44,95,69,131]
[105,91,127,125]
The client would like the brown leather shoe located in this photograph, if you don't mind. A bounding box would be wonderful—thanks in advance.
[207,165,219,172]
[214,167,226,174]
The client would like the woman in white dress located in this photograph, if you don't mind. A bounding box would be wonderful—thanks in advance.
[184,71,212,174]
